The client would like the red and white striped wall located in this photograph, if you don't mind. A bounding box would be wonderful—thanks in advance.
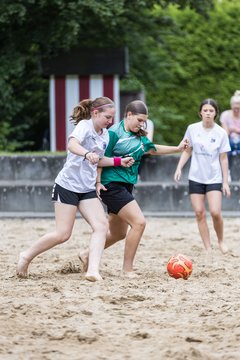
[49,75,120,151]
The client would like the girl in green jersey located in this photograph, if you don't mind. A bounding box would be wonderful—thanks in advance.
[80,100,188,278]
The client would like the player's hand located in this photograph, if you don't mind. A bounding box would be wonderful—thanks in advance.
[222,183,231,198]
[121,157,135,167]
[96,182,107,200]
[85,152,100,165]
[174,169,182,182]
[178,138,190,152]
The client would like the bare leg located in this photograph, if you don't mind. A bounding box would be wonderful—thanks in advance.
[190,194,212,251]
[207,191,228,254]
[79,200,146,275]
[79,198,108,281]
[117,200,146,273]
[105,214,129,248]
[78,213,128,271]
[17,203,77,277]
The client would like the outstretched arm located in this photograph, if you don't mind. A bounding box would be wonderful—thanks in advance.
[147,138,189,155]
[174,149,192,182]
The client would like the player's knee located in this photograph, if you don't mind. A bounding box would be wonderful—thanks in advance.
[57,230,72,244]
[210,210,221,221]
[195,210,205,221]
[117,230,127,241]
[93,218,109,235]
[133,217,146,231]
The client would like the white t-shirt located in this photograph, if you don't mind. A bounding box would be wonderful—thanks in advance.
[184,121,231,184]
[55,119,109,192]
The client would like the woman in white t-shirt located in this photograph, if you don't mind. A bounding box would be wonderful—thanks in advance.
[17,97,134,281]
[174,99,231,254]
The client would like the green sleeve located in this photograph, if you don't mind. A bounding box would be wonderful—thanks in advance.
[142,136,156,152]
[104,130,119,157]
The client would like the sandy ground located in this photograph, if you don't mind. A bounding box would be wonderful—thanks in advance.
[1,216,240,360]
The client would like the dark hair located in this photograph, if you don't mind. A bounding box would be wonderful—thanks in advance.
[199,98,219,119]
[70,97,114,125]
[124,100,148,137]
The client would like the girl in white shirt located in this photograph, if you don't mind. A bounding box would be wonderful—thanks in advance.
[174,99,231,254]
[17,97,133,281]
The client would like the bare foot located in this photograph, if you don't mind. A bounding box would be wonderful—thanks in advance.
[16,252,30,278]
[84,273,103,282]
[219,241,228,254]
[78,252,89,273]
[121,271,139,279]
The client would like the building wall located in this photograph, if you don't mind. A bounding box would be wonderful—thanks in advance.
[50,75,120,151]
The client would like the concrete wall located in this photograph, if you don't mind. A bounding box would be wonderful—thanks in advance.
[0,154,239,216]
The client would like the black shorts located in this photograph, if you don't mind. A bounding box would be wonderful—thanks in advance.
[189,180,222,195]
[52,183,97,206]
[100,182,134,214]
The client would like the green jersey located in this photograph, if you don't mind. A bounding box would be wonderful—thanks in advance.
[101,120,156,185]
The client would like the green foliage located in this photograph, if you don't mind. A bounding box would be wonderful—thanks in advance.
[2,0,232,151]
[132,0,240,144]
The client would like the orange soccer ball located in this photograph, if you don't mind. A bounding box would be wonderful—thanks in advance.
[167,254,193,280]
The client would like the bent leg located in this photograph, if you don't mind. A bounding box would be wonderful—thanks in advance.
[207,191,228,254]
[105,214,129,248]
[17,202,77,277]
[79,198,108,281]
[190,194,211,251]
[117,200,146,273]
[78,213,128,274]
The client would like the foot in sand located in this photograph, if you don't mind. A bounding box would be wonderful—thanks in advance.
[84,273,103,282]
[16,252,30,278]
[121,270,139,279]
[218,241,228,255]
[78,252,89,273]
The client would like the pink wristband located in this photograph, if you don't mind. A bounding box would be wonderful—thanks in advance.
[113,157,122,166]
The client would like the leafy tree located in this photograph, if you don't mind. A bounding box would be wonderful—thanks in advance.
[135,0,240,144]
[0,0,214,150]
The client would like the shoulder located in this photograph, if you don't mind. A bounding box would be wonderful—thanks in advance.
[108,122,123,139]
[142,135,152,144]
[220,110,231,121]
[108,123,119,133]
[74,119,90,131]
[215,123,228,135]
[70,119,90,137]
[187,122,201,130]
[220,110,231,116]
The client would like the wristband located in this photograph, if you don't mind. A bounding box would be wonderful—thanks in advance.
[84,151,90,160]
[113,157,122,166]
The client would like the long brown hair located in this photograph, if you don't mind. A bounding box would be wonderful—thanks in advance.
[124,100,148,137]
[70,97,114,125]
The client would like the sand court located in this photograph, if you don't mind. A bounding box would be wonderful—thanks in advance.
[1,217,239,359]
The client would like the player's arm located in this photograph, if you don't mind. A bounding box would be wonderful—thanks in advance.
[98,156,134,167]
[68,137,99,164]
[220,152,231,197]
[174,149,192,182]
[147,138,189,155]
